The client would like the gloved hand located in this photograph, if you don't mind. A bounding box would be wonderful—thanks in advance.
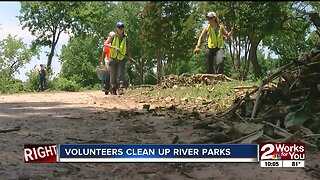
[194,45,201,54]
[232,24,238,29]
[114,47,120,52]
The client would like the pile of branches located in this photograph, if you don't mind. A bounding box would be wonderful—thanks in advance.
[230,43,320,131]
[158,73,233,89]
[193,42,320,152]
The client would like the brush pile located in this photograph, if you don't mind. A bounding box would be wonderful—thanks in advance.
[193,41,320,151]
[158,74,233,89]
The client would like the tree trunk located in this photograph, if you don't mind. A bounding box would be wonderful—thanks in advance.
[47,43,56,70]
[243,40,251,80]
[140,57,144,85]
[156,48,162,83]
[230,2,241,78]
[157,59,162,83]
[248,40,263,78]
[47,28,61,72]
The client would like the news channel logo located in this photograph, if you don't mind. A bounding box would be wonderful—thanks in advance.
[259,143,305,161]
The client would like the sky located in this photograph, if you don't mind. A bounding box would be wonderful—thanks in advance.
[0,2,69,82]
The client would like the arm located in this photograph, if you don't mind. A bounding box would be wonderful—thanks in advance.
[104,36,115,49]
[194,27,208,53]
[101,40,107,64]
[104,32,120,51]
[223,25,236,38]
[196,27,208,48]
[100,49,105,65]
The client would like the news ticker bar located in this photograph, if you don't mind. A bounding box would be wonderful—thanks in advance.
[24,143,305,167]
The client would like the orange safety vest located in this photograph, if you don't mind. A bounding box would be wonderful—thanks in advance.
[104,46,110,60]
[103,40,111,61]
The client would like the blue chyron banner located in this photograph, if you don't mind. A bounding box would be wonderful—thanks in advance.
[57,144,259,163]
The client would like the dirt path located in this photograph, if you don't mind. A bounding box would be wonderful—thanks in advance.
[0,91,319,179]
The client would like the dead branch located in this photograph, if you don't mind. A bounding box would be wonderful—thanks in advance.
[303,134,320,138]
[224,130,263,144]
[251,80,263,119]
[220,61,295,118]
[193,119,214,129]
[234,86,257,90]
[263,121,317,149]
[0,126,21,133]
[281,130,303,143]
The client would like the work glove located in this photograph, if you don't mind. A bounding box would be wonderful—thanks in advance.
[114,47,120,52]
[194,46,201,54]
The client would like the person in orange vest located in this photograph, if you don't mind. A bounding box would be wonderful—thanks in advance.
[194,11,236,74]
[100,37,111,94]
[101,37,111,67]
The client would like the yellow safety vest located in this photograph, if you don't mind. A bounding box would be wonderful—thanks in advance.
[110,33,127,60]
[207,24,224,49]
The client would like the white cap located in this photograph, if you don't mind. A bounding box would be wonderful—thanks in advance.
[207,11,216,18]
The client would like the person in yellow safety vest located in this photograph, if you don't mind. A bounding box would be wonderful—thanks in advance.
[194,11,236,74]
[104,22,133,95]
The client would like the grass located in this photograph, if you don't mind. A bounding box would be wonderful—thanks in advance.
[126,80,258,113]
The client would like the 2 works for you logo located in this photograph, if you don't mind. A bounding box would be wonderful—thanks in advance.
[259,143,305,160]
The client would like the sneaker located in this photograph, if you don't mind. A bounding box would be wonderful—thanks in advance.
[118,88,124,95]
[111,88,117,95]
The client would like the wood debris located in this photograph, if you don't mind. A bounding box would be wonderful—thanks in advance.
[158,73,233,89]
[192,44,320,148]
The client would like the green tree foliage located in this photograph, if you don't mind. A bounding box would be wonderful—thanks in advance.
[263,2,315,64]
[15,1,318,90]
[0,35,39,93]
[209,2,285,79]
[18,2,81,70]
[197,2,314,79]
[60,2,144,85]
[141,2,198,82]
[140,2,166,82]
[72,2,116,38]
[59,34,101,87]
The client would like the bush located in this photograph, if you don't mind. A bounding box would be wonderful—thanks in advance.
[92,83,102,90]
[0,81,29,93]
[51,77,80,92]
[25,70,41,92]
[0,70,30,93]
